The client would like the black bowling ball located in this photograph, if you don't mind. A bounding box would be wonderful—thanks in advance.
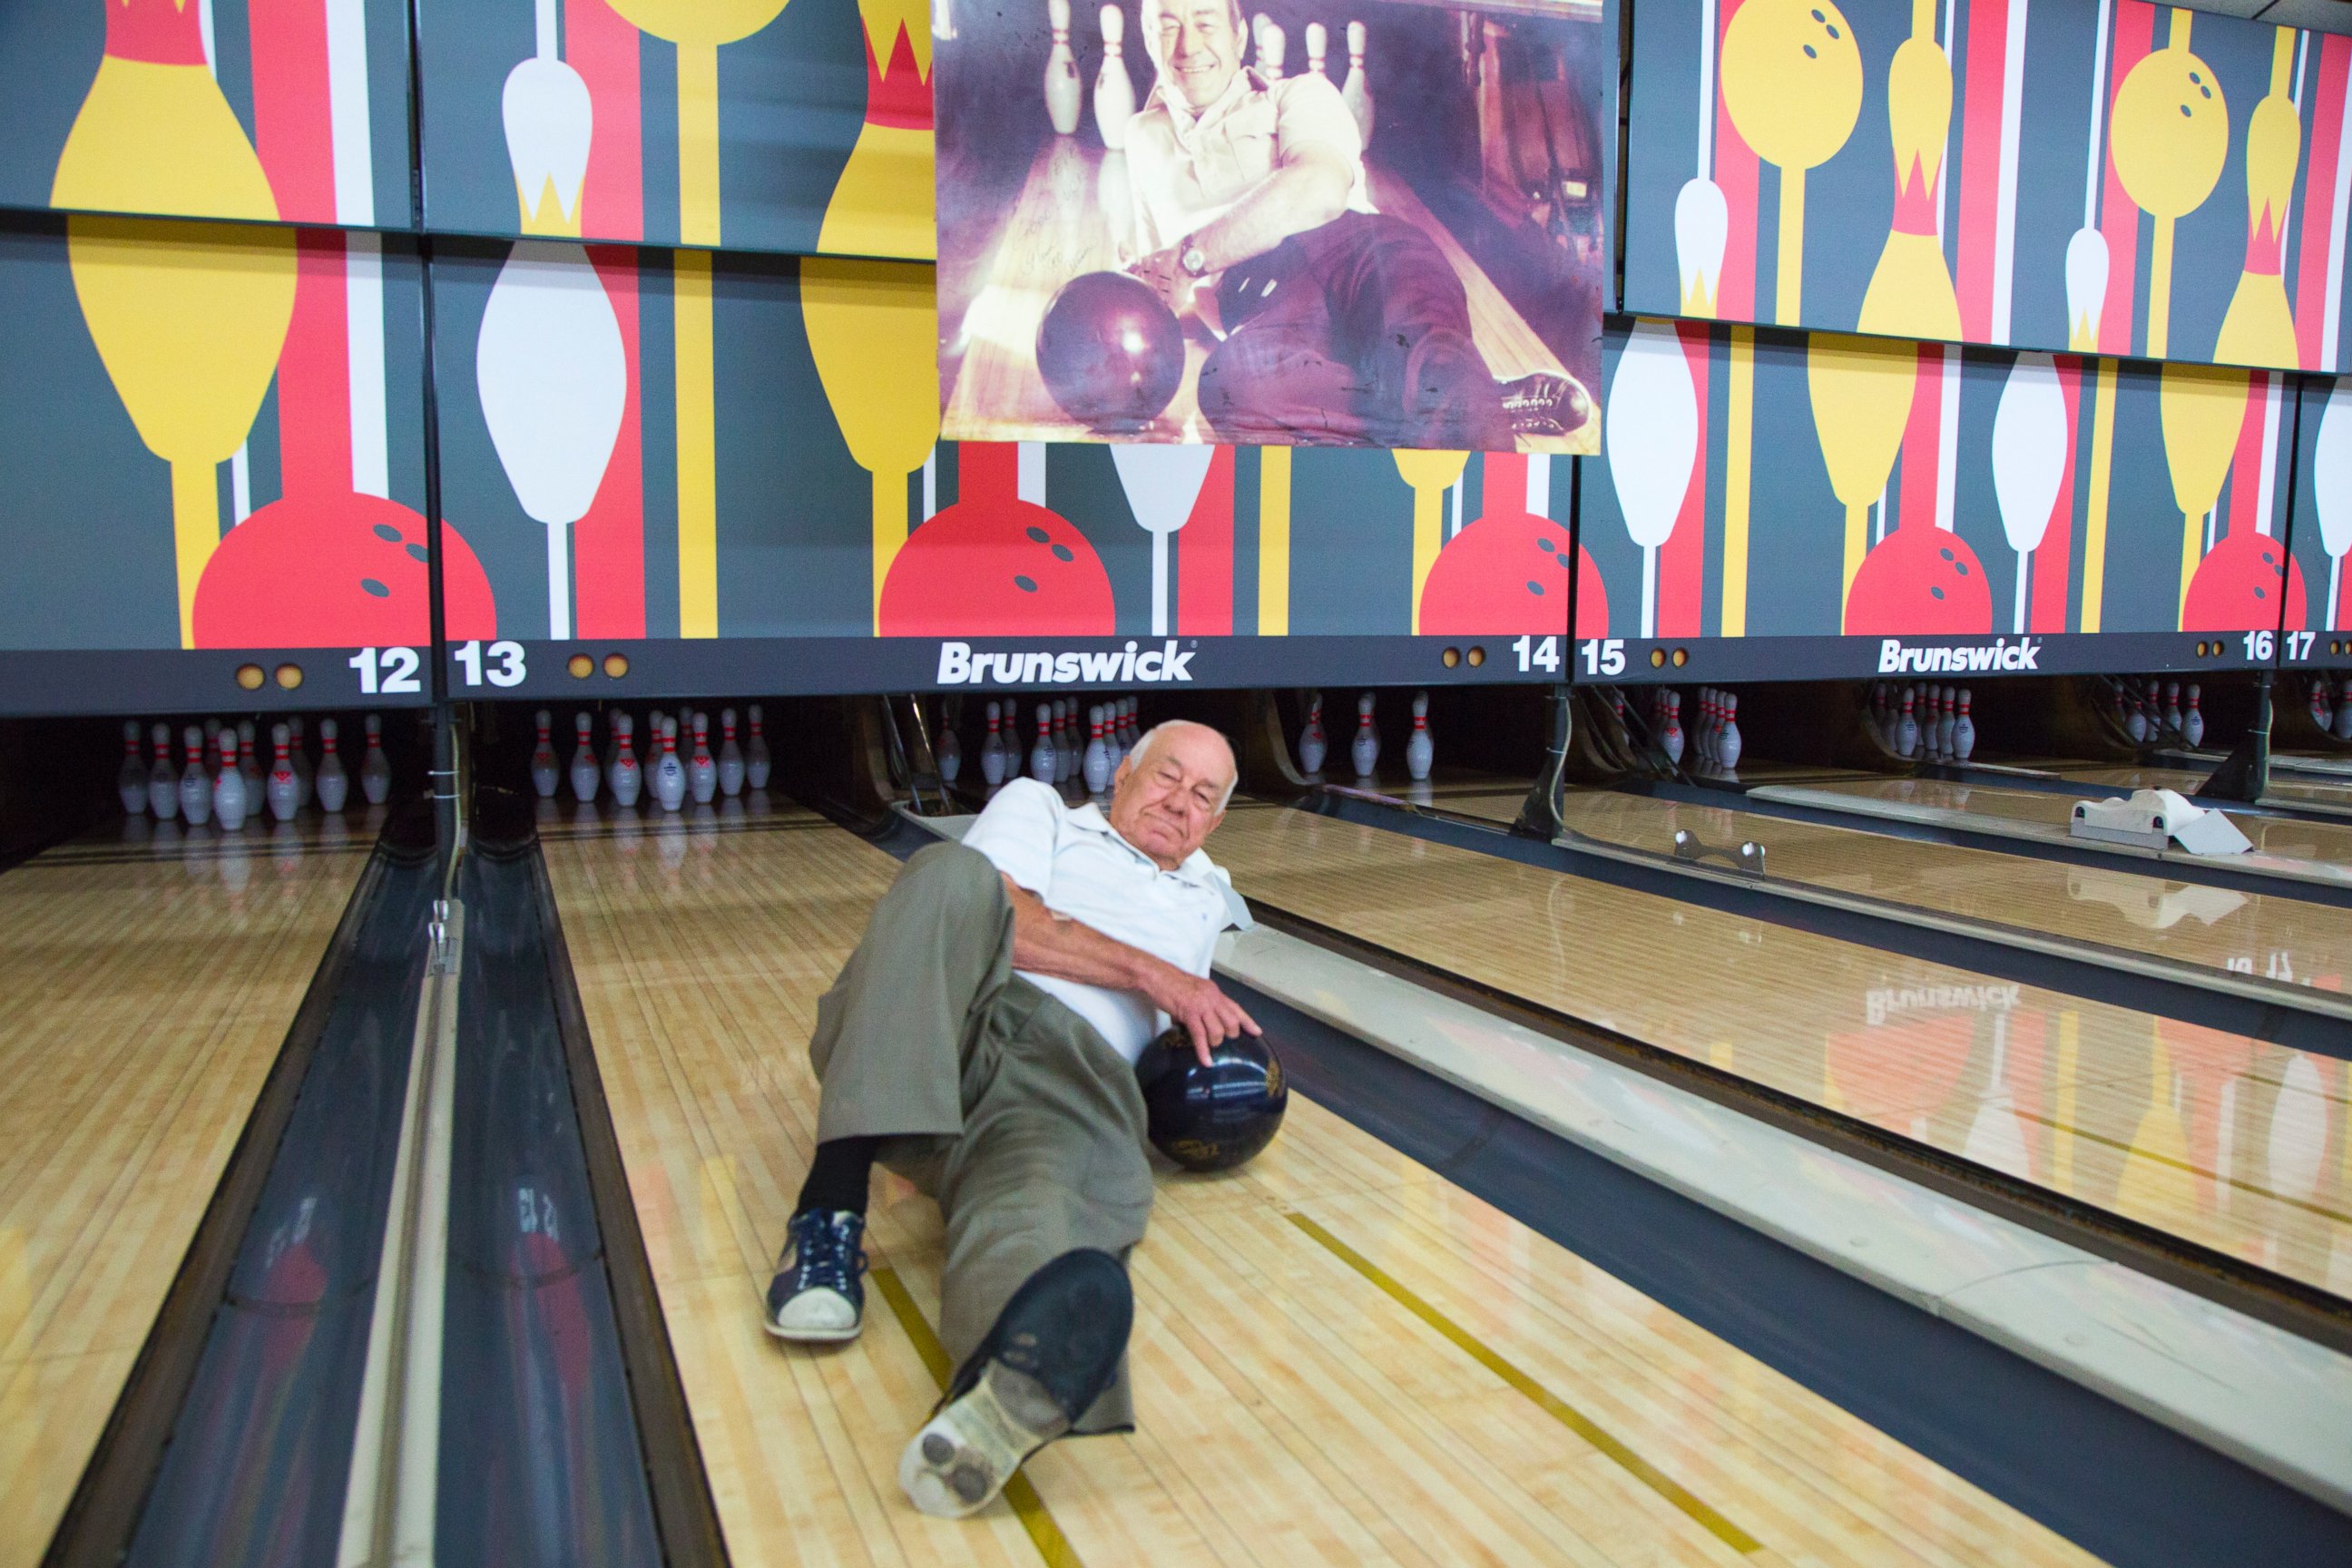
[1133,1027,1288,1172]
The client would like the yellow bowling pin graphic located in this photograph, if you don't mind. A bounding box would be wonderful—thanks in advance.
[2109,14,2228,359]
[1857,0,1960,340]
[801,259,939,629]
[817,0,935,260]
[1807,333,1915,622]
[1720,0,1862,327]
[1392,449,1469,633]
[53,0,297,648]
[2159,360,2246,621]
[2214,30,2299,369]
[603,0,790,633]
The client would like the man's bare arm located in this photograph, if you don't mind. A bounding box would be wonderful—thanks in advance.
[1000,874,1256,1064]
[1187,146,1353,274]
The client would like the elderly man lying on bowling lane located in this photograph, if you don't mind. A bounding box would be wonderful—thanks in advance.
[765,719,1255,1516]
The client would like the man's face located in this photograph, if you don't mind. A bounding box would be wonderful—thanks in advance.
[1150,0,1244,111]
[1107,724,1234,867]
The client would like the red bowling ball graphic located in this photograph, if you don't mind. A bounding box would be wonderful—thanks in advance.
[191,493,497,647]
[1418,508,1602,636]
[878,446,1115,635]
[2181,531,2307,632]
[1842,525,1994,635]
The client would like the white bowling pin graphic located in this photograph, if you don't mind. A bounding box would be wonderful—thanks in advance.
[289,716,315,808]
[316,719,348,812]
[1094,5,1134,150]
[612,722,643,806]
[1083,704,1112,793]
[1405,691,1433,781]
[981,701,1009,786]
[267,724,301,822]
[571,711,601,802]
[1608,319,1700,637]
[2182,684,2203,747]
[213,730,249,831]
[1304,21,1328,77]
[1991,353,2067,634]
[1339,21,1373,144]
[718,708,747,796]
[1953,690,1976,760]
[119,721,147,815]
[531,709,561,798]
[361,714,393,805]
[689,712,718,803]
[652,717,688,811]
[1298,692,1328,775]
[2314,384,2352,630]
[1045,0,1083,134]
[179,726,213,826]
[147,724,179,819]
[1350,692,1379,777]
[746,704,773,789]
[1031,703,1057,782]
[936,720,963,784]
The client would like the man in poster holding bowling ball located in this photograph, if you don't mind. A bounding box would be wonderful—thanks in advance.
[765,721,1271,1518]
[1117,0,1583,448]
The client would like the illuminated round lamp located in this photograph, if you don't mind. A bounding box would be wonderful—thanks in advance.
[274,663,304,690]
[603,652,630,679]
[1671,647,1690,667]
[235,664,267,691]
[1649,647,1667,668]
[1440,647,1462,668]
[566,653,593,679]
[1465,645,1485,667]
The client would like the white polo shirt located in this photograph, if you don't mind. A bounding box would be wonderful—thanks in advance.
[961,779,1250,1062]
[1125,67,1376,259]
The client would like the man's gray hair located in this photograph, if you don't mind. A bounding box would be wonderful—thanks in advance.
[1127,720,1239,810]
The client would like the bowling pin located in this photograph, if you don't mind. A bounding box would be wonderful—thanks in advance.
[1045,0,1083,134]
[1083,704,1112,794]
[1094,5,1135,150]
[612,720,643,807]
[1339,20,1374,144]
[936,719,963,785]
[531,710,561,799]
[1305,21,1328,77]
[572,712,601,803]
[2126,685,2149,743]
[316,719,348,812]
[719,709,747,797]
[1895,689,1919,759]
[144,724,177,821]
[119,721,147,815]
[1953,690,1975,761]
[1257,17,1285,81]
[981,701,1009,787]
[1350,692,1379,777]
[1104,702,1127,774]
[267,724,300,822]
[361,714,393,806]
[2182,685,2204,748]
[179,726,212,826]
[1406,691,1433,781]
[2337,679,2352,742]
[1057,700,1079,784]
[2163,682,2182,738]
[1031,703,1057,783]
[606,713,636,799]
[747,704,773,789]
[2310,678,2333,734]
[652,717,688,812]
[239,720,262,794]
[1298,692,1328,775]
[289,716,315,809]
[689,713,719,804]
[213,730,248,832]
[1719,694,1742,773]
[1661,693,1685,766]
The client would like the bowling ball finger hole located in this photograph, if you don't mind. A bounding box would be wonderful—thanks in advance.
[1014,574,1040,593]
[373,524,401,542]
[361,579,389,598]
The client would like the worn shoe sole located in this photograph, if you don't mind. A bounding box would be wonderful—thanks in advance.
[897,1362,1068,1517]
[763,1285,863,1343]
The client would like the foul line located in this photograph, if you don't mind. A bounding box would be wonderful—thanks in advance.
[1284,1211,1766,1556]
[870,1266,1084,1568]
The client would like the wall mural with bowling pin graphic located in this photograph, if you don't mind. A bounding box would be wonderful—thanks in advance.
[1574,317,2303,680]
[426,244,1570,695]
[1626,0,2352,376]
[2290,374,2352,661]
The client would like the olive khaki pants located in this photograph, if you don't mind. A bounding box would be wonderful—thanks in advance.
[807,840,1153,1434]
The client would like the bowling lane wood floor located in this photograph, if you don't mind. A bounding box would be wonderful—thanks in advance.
[0,816,378,1568]
[538,803,2095,1568]
[1210,802,2352,1302]
[1788,777,2352,867]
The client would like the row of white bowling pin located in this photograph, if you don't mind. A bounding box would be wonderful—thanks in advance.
[2113,678,2206,747]
[1650,687,1740,774]
[119,715,390,828]
[1297,690,1432,780]
[1045,1,1372,145]
[1869,681,1974,762]
[540,706,772,811]
[946,696,1142,795]
[2305,676,2352,742]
